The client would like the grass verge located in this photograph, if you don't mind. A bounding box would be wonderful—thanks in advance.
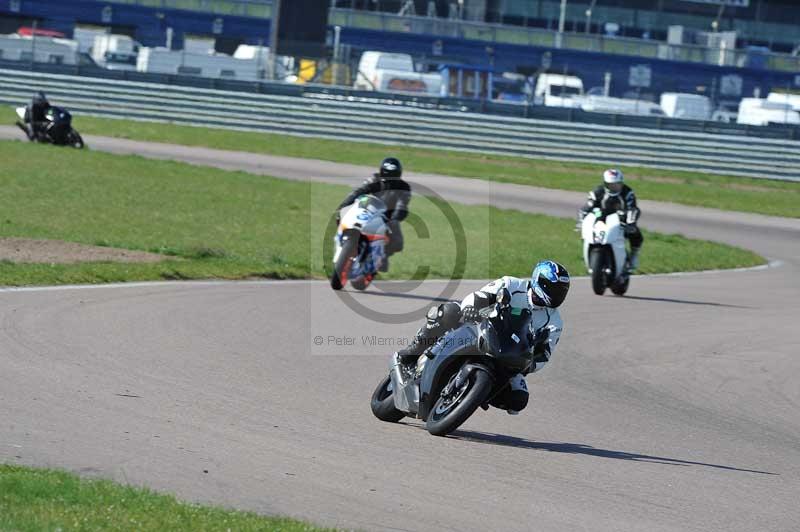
[0,141,764,286]
[0,464,330,531]
[5,108,797,218]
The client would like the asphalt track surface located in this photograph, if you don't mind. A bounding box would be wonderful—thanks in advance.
[1,128,800,531]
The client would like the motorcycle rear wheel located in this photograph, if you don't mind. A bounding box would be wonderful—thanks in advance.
[350,275,372,291]
[426,369,492,437]
[611,275,630,296]
[370,375,405,422]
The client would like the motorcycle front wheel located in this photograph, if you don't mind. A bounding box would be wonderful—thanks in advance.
[370,375,405,422]
[426,369,492,437]
[329,237,358,290]
[589,248,606,296]
[68,130,85,149]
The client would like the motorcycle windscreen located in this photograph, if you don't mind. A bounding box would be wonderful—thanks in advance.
[478,308,533,373]
[354,194,387,214]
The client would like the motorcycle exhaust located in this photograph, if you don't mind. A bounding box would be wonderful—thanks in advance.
[389,353,419,416]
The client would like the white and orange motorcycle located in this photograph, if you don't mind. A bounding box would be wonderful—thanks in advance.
[330,194,390,290]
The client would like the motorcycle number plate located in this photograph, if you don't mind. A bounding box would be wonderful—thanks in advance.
[511,333,520,344]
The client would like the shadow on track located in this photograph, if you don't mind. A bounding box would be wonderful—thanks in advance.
[621,295,751,309]
[343,289,451,304]
[449,430,776,475]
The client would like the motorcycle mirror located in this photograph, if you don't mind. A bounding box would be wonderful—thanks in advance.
[496,288,511,306]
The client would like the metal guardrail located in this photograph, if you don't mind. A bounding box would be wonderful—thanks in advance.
[3,59,799,143]
[1,68,798,181]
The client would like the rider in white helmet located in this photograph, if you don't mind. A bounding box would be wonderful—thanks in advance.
[395,260,569,415]
[580,169,643,271]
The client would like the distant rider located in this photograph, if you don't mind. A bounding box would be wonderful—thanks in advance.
[579,169,643,271]
[337,157,411,271]
[23,91,52,140]
[395,260,570,415]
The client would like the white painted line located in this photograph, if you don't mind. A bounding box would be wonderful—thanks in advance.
[0,261,778,294]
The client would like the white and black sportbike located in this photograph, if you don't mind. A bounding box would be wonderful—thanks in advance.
[330,194,389,290]
[580,207,631,296]
[15,106,84,148]
[371,289,544,436]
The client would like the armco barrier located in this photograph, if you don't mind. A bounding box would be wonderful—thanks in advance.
[1,68,798,181]
[3,59,799,142]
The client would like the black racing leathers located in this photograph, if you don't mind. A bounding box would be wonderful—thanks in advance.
[581,184,643,248]
[338,176,412,254]
[24,102,51,139]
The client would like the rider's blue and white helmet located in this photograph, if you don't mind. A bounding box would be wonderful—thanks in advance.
[529,260,570,308]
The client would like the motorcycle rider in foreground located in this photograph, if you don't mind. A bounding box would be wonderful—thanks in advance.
[579,169,643,271]
[23,91,52,140]
[337,157,411,272]
[395,260,570,415]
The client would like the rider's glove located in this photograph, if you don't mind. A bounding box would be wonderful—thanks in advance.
[530,328,551,366]
[460,305,480,323]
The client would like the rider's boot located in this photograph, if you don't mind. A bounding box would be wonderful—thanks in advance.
[395,325,435,372]
[379,256,389,273]
[628,246,641,272]
[395,302,461,370]
[506,374,529,415]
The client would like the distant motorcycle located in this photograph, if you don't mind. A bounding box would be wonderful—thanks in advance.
[330,194,389,290]
[580,207,630,296]
[15,106,85,148]
[371,289,543,436]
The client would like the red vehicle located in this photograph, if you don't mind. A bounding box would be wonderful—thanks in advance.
[16,27,66,38]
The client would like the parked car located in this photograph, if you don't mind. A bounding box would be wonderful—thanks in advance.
[354,51,442,96]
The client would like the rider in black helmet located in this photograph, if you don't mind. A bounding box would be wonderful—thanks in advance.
[24,91,51,140]
[337,157,412,272]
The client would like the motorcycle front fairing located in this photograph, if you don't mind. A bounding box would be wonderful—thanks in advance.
[388,324,479,420]
[582,210,627,279]
[477,306,535,375]
[334,195,389,280]
[416,324,481,421]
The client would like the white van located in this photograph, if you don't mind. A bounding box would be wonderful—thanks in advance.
[354,51,441,95]
[534,73,584,108]
[137,47,262,80]
[92,34,139,71]
[0,34,79,65]
[766,92,800,112]
[581,95,664,116]
[659,93,711,120]
[736,98,800,126]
